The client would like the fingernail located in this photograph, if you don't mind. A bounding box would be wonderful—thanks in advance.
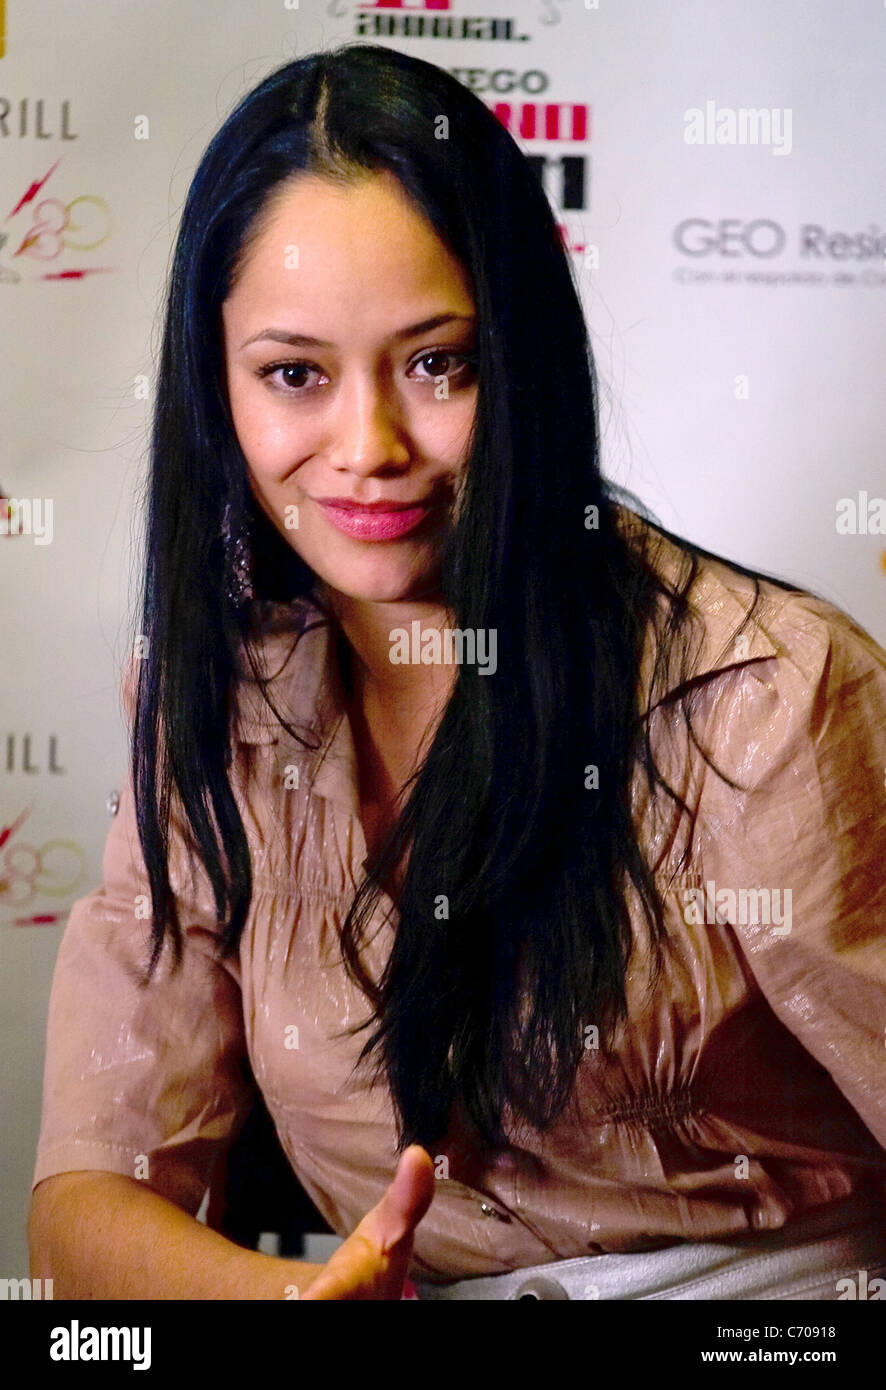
[401,1278,419,1300]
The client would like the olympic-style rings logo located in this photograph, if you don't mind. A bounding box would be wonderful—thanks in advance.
[15,194,113,258]
[0,158,115,285]
[0,804,87,925]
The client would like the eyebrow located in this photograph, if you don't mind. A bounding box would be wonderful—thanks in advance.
[238,312,476,352]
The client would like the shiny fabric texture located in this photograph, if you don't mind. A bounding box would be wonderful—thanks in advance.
[414,1187,886,1300]
[32,506,886,1285]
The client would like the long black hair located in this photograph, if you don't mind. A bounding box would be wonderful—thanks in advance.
[133,42,799,1155]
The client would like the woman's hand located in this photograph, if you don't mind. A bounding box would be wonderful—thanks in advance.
[299,1145,436,1300]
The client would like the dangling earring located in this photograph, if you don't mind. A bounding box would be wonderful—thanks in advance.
[221,500,254,607]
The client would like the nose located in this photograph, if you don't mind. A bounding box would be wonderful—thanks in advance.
[327,372,412,476]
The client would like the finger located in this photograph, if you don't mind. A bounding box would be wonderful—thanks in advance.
[299,1147,436,1300]
[299,1232,389,1302]
[364,1145,437,1254]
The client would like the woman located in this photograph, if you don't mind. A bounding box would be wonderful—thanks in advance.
[28,43,886,1301]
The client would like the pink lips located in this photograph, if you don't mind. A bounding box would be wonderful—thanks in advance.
[315,498,437,541]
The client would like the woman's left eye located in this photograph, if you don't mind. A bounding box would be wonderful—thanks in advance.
[410,350,477,382]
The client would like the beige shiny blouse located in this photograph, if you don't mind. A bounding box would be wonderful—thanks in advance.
[32,506,886,1283]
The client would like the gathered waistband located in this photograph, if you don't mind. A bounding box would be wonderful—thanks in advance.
[413,1187,886,1301]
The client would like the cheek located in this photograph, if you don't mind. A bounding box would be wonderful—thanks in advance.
[411,393,476,463]
[438,399,477,467]
[227,378,260,451]
[231,390,296,477]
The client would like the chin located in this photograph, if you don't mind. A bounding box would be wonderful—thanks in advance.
[329,578,433,604]
[303,537,443,605]
[317,559,443,606]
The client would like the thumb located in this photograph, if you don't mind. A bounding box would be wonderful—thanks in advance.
[368,1144,437,1254]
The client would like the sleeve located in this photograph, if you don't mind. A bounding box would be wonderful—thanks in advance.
[31,655,257,1215]
[700,594,886,1154]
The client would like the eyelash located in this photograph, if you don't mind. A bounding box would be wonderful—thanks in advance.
[255,349,478,396]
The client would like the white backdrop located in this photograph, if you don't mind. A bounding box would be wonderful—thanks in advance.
[1,0,884,1276]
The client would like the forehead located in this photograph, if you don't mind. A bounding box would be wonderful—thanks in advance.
[223,170,475,330]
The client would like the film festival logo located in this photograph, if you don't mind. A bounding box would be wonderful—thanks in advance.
[350,0,593,255]
[353,0,531,41]
[351,0,600,36]
[3,2,592,265]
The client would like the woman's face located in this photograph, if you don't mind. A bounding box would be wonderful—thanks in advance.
[221,170,478,605]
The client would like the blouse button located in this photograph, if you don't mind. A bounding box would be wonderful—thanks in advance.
[478,1200,511,1223]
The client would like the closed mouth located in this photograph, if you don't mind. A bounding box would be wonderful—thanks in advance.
[315,497,438,512]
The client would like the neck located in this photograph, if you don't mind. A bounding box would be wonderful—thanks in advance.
[318,583,458,731]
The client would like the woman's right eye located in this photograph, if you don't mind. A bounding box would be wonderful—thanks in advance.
[255,360,325,394]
